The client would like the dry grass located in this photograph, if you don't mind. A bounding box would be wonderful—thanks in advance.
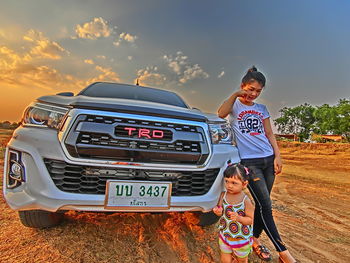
[1,133,350,263]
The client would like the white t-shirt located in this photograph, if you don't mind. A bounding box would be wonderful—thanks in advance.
[228,99,274,159]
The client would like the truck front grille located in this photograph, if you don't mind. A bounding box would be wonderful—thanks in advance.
[44,159,219,196]
[63,114,210,165]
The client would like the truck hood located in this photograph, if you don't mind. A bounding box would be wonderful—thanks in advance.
[37,95,225,123]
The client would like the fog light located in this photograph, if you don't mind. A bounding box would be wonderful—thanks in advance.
[6,150,26,189]
[10,161,23,179]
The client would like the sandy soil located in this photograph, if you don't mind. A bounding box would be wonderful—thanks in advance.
[1,137,349,263]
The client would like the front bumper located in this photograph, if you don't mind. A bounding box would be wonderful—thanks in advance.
[3,127,239,212]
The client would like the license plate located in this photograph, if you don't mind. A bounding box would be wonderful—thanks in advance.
[104,180,172,210]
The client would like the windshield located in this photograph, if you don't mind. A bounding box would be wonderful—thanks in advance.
[78,82,189,108]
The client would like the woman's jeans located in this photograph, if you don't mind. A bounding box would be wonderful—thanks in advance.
[241,155,287,252]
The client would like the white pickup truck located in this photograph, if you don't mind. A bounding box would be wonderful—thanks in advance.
[3,82,239,228]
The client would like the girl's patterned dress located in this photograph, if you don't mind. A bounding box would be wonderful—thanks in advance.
[218,192,254,258]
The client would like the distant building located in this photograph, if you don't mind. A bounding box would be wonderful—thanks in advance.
[311,134,344,142]
[275,134,299,141]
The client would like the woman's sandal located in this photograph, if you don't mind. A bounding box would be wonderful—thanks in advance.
[252,245,272,261]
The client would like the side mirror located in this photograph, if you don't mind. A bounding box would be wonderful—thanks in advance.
[56,92,74,96]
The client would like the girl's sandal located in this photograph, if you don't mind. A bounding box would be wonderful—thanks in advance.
[253,245,272,261]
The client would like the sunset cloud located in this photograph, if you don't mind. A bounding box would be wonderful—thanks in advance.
[179,64,209,84]
[218,71,225,78]
[84,59,94,64]
[0,46,24,68]
[88,65,121,83]
[163,51,209,84]
[1,63,83,91]
[24,29,67,59]
[136,66,166,87]
[163,51,188,75]
[0,47,81,91]
[113,32,138,46]
[75,17,112,39]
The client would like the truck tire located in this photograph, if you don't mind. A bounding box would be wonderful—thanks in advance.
[18,210,64,228]
[197,211,220,226]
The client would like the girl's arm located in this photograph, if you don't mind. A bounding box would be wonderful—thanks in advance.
[212,192,225,216]
[237,198,254,225]
[263,117,282,175]
[217,90,247,118]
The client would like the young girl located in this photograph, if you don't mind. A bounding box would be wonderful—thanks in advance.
[217,66,297,263]
[213,162,254,263]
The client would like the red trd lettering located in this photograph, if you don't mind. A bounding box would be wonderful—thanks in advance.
[152,130,164,138]
[124,127,136,135]
[138,129,151,138]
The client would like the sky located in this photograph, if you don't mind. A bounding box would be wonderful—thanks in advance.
[1,0,350,126]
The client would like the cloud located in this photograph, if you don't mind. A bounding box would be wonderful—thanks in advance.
[0,46,24,69]
[23,29,67,60]
[84,59,94,65]
[75,17,112,39]
[218,71,225,78]
[0,44,120,92]
[179,64,209,84]
[0,46,82,91]
[113,32,138,46]
[163,51,188,75]
[0,58,83,91]
[163,51,209,84]
[88,65,120,83]
[136,66,166,87]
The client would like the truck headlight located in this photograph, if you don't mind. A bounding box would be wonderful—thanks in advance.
[22,102,68,130]
[209,122,234,144]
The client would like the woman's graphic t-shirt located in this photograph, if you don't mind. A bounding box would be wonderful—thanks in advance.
[229,99,274,159]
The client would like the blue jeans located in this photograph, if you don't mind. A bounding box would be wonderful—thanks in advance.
[241,155,287,252]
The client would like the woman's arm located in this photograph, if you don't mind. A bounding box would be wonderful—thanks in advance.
[217,90,247,118]
[263,117,282,175]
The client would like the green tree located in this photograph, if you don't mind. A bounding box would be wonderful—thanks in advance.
[336,99,350,141]
[313,104,338,134]
[274,103,316,141]
[313,99,350,141]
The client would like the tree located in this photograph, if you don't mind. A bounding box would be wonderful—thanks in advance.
[336,99,350,141]
[0,121,11,129]
[313,104,338,134]
[274,103,316,141]
[275,99,350,142]
[313,99,350,141]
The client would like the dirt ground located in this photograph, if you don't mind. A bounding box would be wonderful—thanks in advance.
[1,132,349,263]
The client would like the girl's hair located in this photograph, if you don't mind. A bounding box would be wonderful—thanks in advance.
[224,161,253,182]
[241,66,266,87]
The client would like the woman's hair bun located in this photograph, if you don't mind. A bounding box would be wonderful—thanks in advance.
[247,66,258,73]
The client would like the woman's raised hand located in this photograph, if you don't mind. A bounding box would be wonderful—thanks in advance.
[235,89,249,98]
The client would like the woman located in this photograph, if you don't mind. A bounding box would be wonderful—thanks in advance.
[217,66,298,263]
